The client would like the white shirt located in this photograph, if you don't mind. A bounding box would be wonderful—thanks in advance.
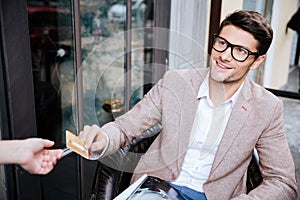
[171,74,244,192]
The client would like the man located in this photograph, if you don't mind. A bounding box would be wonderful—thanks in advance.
[80,10,298,199]
[0,138,63,174]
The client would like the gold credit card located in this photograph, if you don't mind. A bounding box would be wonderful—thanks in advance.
[66,130,89,159]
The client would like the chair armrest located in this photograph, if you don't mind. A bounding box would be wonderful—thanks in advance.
[246,149,262,192]
[89,122,163,200]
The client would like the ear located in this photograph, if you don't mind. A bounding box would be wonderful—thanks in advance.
[249,55,265,70]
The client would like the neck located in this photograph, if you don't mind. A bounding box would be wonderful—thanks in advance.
[208,78,243,106]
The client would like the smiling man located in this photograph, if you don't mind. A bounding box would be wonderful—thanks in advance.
[80,10,297,199]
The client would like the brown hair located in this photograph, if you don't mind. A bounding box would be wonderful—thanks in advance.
[217,10,273,55]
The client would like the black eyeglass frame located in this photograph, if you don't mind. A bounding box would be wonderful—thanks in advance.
[212,34,260,62]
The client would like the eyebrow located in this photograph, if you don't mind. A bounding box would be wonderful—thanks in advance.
[218,35,256,52]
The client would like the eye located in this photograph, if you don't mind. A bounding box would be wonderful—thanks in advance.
[217,38,227,46]
[235,47,248,55]
[216,38,228,48]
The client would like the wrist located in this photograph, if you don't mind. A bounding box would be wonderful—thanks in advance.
[14,140,30,165]
[0,140,24,164]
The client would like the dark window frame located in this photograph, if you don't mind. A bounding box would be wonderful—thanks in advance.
[0,0,42,199]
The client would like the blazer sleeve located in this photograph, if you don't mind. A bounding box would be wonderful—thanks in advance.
[232,99,298,200]
[100,77,164,155]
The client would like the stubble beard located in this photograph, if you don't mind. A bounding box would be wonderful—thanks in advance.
[209,58,249,85]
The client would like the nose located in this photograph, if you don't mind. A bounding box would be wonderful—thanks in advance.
[220,47,233,61]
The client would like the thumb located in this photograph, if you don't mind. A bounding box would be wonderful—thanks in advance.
[42,139,55,148]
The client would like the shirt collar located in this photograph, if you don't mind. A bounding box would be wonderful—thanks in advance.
[197,72,244,107]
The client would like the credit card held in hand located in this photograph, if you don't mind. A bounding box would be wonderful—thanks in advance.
[66,130,90,159]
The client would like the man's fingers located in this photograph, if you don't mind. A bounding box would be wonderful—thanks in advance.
[81,125,102,150]
[79,125,91,141]
[90,140,106,152]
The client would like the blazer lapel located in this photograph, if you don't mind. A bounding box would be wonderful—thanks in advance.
[176,68,208,169]
[209,79,252,174]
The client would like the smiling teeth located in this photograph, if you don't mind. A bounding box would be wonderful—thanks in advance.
[218,63,226,69]
[217,61,231,69]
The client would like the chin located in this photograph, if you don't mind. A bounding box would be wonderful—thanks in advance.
[210,71,226,83]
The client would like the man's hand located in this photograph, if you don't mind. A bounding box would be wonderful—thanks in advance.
[79,125,108,153]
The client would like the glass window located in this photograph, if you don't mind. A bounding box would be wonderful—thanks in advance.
[26,0,155,198]
[27,1,79,198]
[80,0,153,125]
[243,0,273,85]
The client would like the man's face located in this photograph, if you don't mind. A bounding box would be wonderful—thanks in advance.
[210,24,264,85]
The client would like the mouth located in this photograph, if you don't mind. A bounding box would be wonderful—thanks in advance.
[214,60,233,72]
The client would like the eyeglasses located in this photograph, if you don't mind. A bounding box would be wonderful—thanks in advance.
[212,34,260,62]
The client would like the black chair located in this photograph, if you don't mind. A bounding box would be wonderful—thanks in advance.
[89,123,262,200]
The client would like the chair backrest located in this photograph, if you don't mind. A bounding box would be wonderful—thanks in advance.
[89,123,262,199]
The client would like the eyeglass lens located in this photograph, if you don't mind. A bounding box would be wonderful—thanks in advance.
[213,36,251,62]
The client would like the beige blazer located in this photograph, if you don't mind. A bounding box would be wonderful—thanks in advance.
[101,68,297,199]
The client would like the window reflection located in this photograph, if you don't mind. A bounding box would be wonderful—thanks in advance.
[80,0,153,127]
[28,0,152,146]
[27,1,80,199]
[28,0,74,147]
[27,0,154,199]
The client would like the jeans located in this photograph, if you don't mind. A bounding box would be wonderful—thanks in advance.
[166,182,207,200]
